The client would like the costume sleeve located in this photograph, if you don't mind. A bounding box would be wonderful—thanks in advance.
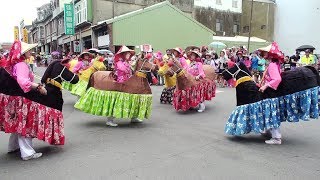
[179,57,189,69]
[14,62,33,93]
[266,63,282,90]
[116,61,130,73]
[197,62,206,78]
[72,62,82,73]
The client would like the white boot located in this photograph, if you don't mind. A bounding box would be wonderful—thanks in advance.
[265,138,282,145]
[106,117,118,127]
[131,118,143,123]
[22,153,43,161]
[197,103,205,113]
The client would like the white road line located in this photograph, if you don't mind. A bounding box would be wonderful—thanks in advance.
[216,90,224,93]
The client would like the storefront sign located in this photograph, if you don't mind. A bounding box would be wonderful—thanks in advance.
[64,4,75,35]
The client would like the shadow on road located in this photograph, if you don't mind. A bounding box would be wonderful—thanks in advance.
[82,120,151,129]
[0,146,63,163]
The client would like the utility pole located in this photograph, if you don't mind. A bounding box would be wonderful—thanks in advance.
[112,0,115,18]
[247,0,254,52]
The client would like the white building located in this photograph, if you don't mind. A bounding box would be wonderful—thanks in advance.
[194,0,242,13]
[274,0,320,55]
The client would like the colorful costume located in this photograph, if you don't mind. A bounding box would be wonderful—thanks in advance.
[186,61,206,79]
[172,50,216,112]
[115,59,132,83]
[0,41,79,159]
[158,54,176,104]
[223,43,319,137]
[62,59,78,91]
[74,46,152,127]
[70,57,106,97]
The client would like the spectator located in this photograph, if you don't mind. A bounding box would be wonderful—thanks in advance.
[217,51,228,87]
[290,51,300,69]
[25,52,35,72]
[243,56,252,71]
[203,53,213,65]
[282,56,292,71]
[257,54,267,82]
[299,49,315,66]
[251,52,260,82]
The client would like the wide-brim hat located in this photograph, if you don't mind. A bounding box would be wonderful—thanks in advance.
[21,42,37,55]
[88,48,99,54]
[114,46,135,62]
[116,46,135,56]
[79,52,91,59]
[205,52,212,57]
[170,47,183,55]
[185,46,200,53]
[187,50,201,58]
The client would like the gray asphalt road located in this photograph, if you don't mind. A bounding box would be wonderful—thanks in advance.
[0,67,320,180]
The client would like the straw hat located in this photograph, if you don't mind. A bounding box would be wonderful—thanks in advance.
[114,46,135,62]
[116,46,135,56]
[170,47,183,55]
[187,50,201,58]
[79,52,91,59]
[21,42,37,55]
[205,52,212,57]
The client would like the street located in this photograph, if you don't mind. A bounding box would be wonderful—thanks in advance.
[0,67,320,180]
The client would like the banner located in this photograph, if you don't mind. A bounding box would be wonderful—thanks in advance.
[14,26,19,41]
[140,44,152,53]
[64,4,74,35]
[22,28,28,43]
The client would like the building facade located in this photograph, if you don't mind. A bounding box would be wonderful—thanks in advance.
[241,0,275,42]
[193,0,242,36]
[29,3,53,54]
[29,0,277,54]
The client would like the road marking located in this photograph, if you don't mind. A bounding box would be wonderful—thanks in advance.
[216,90,224,93]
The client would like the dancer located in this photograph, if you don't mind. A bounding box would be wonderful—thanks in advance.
[222,42,319,145]
[158,53,176,104]
[74,45,158,127]
[0,41,79,160]
[186,50,206,112]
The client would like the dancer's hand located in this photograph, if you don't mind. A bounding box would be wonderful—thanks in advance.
[259,85,268,92]
[39,86,47,95]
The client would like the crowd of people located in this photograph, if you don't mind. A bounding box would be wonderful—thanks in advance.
[1,44,318,87]
[0,40,319,161]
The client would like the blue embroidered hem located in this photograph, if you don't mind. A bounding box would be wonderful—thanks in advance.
[225,87,319,136]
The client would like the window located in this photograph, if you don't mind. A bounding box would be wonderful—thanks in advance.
[58,18,64,35]
[40,26,45,39]
[232,0,238,8]
[243,26,249,33]
[261,25,266,29]
[216,0,222,5]
[46,24,50,35]
[216,18,224,32]
[75,0,87,25]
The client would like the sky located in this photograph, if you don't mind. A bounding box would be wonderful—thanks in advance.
[0,0,50,43]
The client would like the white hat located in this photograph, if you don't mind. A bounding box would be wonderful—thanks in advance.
[21,42,37,55]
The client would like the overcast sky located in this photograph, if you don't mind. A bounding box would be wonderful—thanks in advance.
[0,0,50,43]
